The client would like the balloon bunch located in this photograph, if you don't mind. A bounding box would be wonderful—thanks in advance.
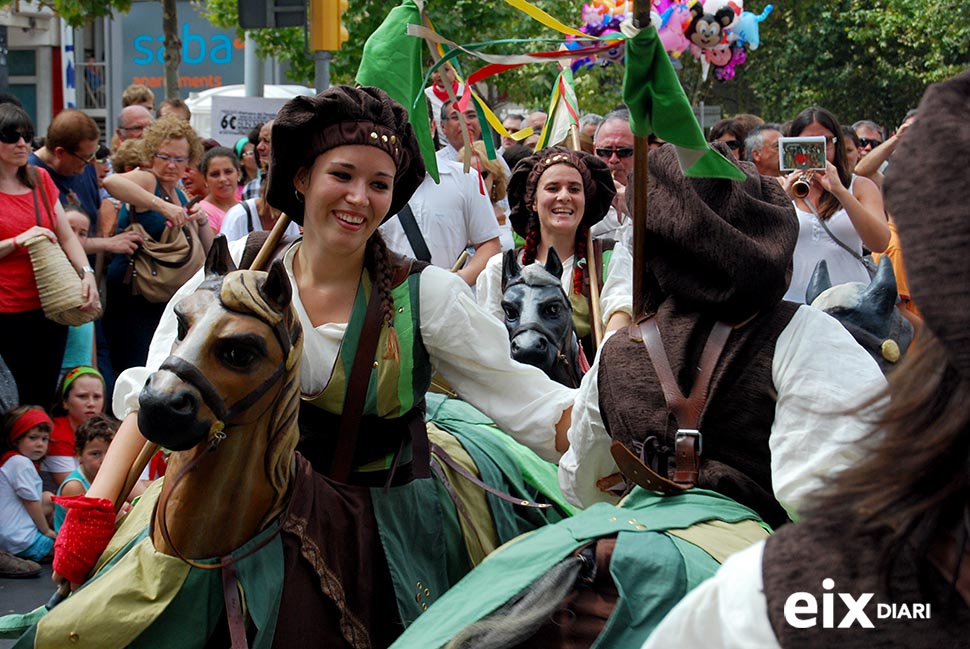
[565,0,631,71]
[568,0,772,82]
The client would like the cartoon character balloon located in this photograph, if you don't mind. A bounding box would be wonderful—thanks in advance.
[568,0,771,82]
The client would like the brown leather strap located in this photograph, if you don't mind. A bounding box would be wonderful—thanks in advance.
[222,560,250,649]
[429,460,487,553]
[611,440,687,493]
[430,442,552,509]
[639,319,731,429]
[330,282,385,483]
[631,318,732,487]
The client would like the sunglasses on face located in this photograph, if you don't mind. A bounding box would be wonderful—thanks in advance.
[858,137,883,148]
[0,128,33,144]
[480,170,490,180]
[595,147,634,159]
[721,139,742,150]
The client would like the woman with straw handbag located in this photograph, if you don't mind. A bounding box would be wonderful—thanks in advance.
[0,104,99,409]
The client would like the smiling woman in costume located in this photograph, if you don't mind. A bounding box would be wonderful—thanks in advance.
[476,147,616,362]
[53,86,575,645]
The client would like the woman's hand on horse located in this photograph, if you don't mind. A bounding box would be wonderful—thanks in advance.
[16,225,57,246]
[51,570,82,593]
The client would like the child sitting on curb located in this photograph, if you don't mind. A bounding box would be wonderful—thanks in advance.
[0,406,56,561]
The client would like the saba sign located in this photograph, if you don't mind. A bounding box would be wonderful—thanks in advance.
[120,1,244,100]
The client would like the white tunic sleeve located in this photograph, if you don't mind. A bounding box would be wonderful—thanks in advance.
[420,265,574,463]
[770,305,885,519]
[474,252,507,323]
[598,235,633,326]
[558,351,620,508]
[641,541,781,649]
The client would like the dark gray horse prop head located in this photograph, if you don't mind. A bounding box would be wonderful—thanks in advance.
[501,247,583,388]
[806,256,914,373]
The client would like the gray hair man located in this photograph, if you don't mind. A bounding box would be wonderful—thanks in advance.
[745,123,783,177]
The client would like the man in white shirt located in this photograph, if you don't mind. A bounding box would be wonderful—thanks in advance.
[380,158,501,286]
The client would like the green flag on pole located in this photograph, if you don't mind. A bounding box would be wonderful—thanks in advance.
[623,25,745,181]
[356,0,439,182]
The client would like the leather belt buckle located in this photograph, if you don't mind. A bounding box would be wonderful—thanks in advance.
[675,429,702,455]
[672,429,702,486]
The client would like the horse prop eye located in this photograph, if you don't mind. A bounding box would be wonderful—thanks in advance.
[543,304,561,318]
[217,343,260,371]
[503,306,520,321]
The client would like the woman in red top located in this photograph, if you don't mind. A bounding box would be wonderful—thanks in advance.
[44,366,106,486]
[0,104,99,408]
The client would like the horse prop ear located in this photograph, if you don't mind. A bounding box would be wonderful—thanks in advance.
[545,246,564,280]
[260,258,293,312]
[860,255,898,315]
[805,259,832,305]
[204,234,238,279]
[501,248,522,292]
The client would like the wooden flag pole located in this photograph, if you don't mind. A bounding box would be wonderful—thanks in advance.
[568,123,604,348]
[632,0,651,321]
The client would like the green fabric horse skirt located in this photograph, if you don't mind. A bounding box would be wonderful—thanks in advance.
[389,487,769,649]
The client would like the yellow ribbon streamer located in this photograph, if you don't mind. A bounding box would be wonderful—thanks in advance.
[501,0,589,38]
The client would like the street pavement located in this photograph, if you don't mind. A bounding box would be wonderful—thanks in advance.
[0,565,56,648]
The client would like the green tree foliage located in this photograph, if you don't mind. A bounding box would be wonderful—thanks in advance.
[722,0,970,128]
[198,0,968,127]
[0,0,132,25]
[200,0,622,112]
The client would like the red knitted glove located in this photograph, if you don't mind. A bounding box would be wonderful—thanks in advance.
[52,495,115,584]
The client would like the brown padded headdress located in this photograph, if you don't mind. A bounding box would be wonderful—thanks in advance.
[638,142,798,323]
[266,86,425,225]
[507,147,616,238]
[884,69,970,379]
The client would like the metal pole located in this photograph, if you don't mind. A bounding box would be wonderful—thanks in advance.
[314,50,331,93]
[244,33,264,97]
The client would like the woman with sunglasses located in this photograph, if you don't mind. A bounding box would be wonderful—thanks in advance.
[781,106,890,303]
[0,104,99,409]
[101,116,213,374]
[709,118,748,160]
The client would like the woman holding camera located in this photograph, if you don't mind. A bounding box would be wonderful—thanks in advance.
[781,107,889,303]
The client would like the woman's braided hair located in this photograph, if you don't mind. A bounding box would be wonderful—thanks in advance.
[365,231,400,361]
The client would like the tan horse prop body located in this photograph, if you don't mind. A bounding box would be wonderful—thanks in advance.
[16,238,566,649]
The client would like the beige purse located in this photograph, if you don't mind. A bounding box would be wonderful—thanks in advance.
[24,171,101,326]
[123,219,204,303]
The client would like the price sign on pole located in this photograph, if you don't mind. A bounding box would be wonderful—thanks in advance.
[210,96,290,145]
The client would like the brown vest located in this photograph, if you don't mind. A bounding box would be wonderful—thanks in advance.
[598,300,799,527]
[763,518,970,648]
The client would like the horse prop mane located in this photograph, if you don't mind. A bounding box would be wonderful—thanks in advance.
[806,256,913,373]
[500,248,584,388]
